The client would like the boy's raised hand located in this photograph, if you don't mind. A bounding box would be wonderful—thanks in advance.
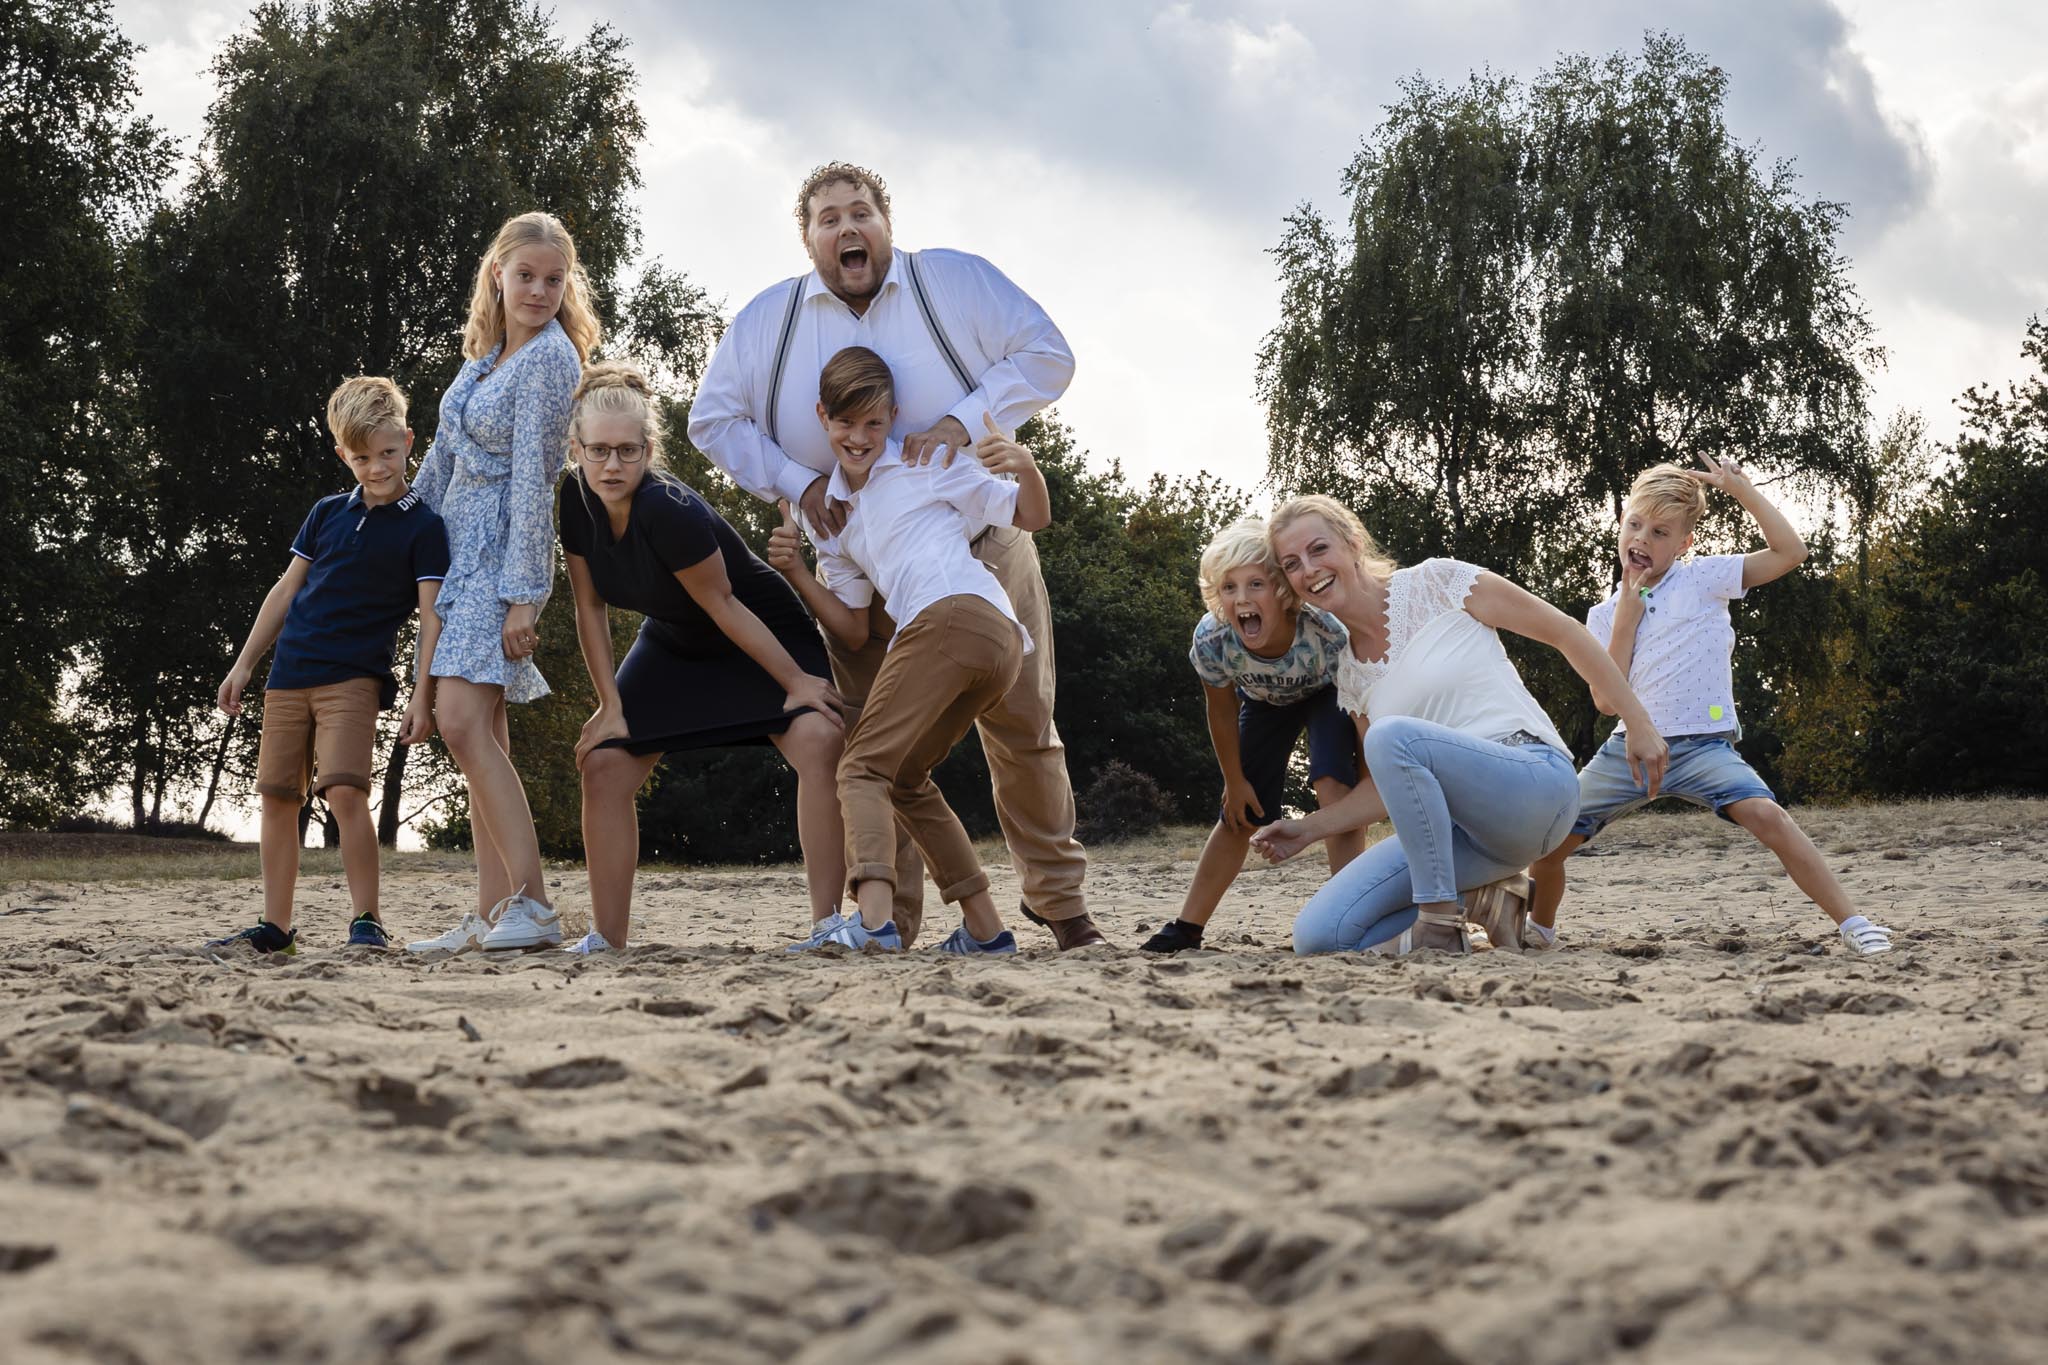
[1687,450,1750,494]
[974,411,1036,476]
[766,498,807,576]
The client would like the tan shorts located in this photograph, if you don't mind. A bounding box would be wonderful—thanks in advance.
[256,677,381,801]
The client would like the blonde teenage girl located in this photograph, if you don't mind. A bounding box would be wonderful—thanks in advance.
[407,212,593,953]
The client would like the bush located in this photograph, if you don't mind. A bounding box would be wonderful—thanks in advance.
[1074,761,1170,846]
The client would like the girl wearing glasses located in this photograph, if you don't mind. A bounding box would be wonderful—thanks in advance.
[557,362,850,952]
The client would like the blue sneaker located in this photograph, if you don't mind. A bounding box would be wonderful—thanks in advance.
[346,914,390,949]
[937,924,1017,956]
[802,917,903,953]
[784,912,848,953]
[206,921,297,955]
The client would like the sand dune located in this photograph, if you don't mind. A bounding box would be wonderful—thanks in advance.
[2,799,2045,1364]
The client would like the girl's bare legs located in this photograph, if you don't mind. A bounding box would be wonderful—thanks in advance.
[769,711,846,923]
[580,745,662,946]
[437,677,548,911]
[1315,777,1366,875]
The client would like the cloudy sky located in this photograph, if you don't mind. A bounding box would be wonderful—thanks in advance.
[113,1,2048,498]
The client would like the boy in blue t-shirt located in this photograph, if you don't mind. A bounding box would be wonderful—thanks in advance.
[1144,517,1363,953]
[209,377,450,953]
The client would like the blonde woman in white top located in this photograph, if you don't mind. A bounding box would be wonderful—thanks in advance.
[1252,496,1669,954]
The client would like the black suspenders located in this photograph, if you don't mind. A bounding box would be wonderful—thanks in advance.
[762,250,974,446]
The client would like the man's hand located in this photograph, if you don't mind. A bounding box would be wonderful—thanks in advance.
[798,474,848,539]
[973,411,1036,476]
[1220,774,1264,836]
[767,499,808,577]
[217,665,252,716]
[501,602,540,661]
[901,415,971,468]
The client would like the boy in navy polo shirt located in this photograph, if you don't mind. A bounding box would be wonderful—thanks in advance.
[210,377,450,953]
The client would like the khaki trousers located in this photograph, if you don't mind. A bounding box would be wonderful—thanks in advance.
[840,595,1023,905]
[823,526,1090,940]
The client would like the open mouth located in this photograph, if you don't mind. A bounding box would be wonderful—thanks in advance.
[1306,572,1336,597]
[838,243,869,272]
[1626,548,1653,571]
[1233,606,1265,642]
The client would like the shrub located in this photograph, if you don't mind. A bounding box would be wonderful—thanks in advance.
[1075,761,1170,846]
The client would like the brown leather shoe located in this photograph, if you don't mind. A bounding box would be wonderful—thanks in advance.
[1025,904,1107,951]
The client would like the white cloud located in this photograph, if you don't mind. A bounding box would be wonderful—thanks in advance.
[109,0,2048,493]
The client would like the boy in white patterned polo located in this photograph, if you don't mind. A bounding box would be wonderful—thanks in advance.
[1143,517,1363,953]
[1528,457,1893,955]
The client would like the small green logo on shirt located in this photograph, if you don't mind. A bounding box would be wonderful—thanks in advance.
[1709,705,1725,720]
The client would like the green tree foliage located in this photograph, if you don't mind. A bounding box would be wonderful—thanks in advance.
[1864,320,2048,793]
[75,0,646,836]
[0,0,175,824]
[1258,33,1877,762]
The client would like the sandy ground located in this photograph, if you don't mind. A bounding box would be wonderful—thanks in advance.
[2,799,2046,1365]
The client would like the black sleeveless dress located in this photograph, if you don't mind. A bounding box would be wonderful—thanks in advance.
[558,473,831,755]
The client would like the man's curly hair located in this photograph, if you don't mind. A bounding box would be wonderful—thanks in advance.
[794,162,891,237]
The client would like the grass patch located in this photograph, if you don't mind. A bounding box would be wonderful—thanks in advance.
[0,833,474,888]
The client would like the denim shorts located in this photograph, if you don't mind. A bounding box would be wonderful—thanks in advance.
[1231,684,1362,828]
[1570,731,1775,841]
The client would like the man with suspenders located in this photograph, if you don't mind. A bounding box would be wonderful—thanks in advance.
[689,162,1103,950]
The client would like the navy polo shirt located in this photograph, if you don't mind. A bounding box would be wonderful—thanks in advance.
[269,486,451,708]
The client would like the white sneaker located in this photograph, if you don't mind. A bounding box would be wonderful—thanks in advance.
[481,895,562,949]
[561,930,615,956]
[1838,915,1893,955]
[405,911,492,956]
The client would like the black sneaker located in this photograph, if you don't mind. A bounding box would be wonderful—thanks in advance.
[1140,919,1206,954]
[346,914,390,949]
[207,921,297,955]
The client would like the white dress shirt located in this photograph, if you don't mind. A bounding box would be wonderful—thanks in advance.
[808,441,1031,654]
[687,248,1075,507]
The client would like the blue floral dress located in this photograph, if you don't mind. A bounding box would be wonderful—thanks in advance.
[413,318,580,703]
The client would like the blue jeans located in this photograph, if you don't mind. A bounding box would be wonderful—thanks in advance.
[1293,717,1580,955]
[1570,731,1775,840]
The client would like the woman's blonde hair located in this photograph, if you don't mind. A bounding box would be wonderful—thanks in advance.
[1198,516,1295,621]
[1267,494,1399,581]
[463,211,601,364]
[570,361,665,471]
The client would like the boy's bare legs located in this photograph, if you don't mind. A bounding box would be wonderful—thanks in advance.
[1178,822,1254,928]
[580,745,662,947]
[769,711,847,924]
[1725,797,1855,924]
[325,784,380,923]
[259,793,303,929]
[1529,834,1584,930]
[957,889,1004,942]
[1315,777,1366,875]
[438,677,547,910]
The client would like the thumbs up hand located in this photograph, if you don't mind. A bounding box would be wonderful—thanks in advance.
[767,498,806,577]
[974,410,1036,476]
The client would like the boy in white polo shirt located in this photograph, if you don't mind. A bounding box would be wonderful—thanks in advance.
[1528,458,1893,955]
[767,345,1050,955]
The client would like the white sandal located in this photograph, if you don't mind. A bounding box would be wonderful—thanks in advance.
[1838,916,1894,955]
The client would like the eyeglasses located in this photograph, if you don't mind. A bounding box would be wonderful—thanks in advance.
[577,443,646,464]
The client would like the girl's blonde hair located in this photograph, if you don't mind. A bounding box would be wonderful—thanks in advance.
[1267,494,1399,581]
[570,360,665,471]
[1198,516,1295,621]
[462,211,601,364]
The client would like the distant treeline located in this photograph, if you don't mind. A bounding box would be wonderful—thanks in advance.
[3,3,2042,858]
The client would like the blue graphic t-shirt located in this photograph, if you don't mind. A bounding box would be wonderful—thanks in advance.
[1188,605,1349,705]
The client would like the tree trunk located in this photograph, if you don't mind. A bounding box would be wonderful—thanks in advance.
[130,717,147,828]
[197,718,237,832]
[298,798,314,845]
[377,732,407,847]
[322,803,339,848]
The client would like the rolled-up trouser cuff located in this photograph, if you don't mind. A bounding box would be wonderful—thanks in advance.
[847,861,899,897]
[936,869,990,904]
[311,772,371,796]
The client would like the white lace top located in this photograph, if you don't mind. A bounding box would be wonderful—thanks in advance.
[1335,558,1569,753]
